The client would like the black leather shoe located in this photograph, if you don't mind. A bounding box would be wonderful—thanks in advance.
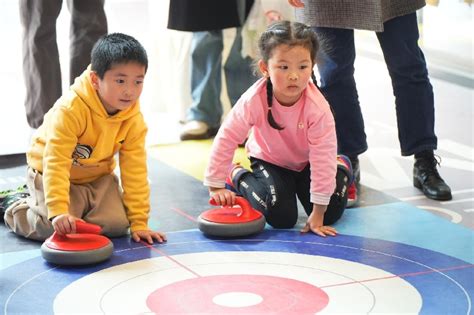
[413,156,452,200]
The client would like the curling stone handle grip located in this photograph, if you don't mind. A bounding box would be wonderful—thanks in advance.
[75,221,102,234]
[48,221,101,242]
[208,196,252,215]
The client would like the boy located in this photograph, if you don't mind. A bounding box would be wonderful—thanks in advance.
[4,33,166,244]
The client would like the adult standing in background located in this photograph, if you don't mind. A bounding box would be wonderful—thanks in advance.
[288,0,452,203]
[168,0,257,140]
[20,0,107,129]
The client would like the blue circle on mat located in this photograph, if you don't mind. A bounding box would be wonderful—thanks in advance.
[1,230,472,314]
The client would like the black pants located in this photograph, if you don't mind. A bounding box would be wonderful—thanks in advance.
[232,158,349,228]
[314,13,436,157]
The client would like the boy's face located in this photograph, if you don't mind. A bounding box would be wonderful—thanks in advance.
[90,62,146,115]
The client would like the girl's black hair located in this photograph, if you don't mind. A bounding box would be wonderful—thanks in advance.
[91,33,148,79]
[257,21,320,130]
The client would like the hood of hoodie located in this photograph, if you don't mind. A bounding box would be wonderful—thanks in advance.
[71,66,141,122]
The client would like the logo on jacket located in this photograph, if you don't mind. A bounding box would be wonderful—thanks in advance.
[72,144,93,166]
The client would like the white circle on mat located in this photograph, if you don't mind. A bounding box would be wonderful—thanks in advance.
[53,251,422,314]
[212,292,263,307]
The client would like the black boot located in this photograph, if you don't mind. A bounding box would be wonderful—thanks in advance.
[413,152,452,201]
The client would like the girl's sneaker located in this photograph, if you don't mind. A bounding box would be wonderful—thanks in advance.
[347,156,360,208]
[346,183,358,208]
[336,155,353,184]
[336,155,357,207]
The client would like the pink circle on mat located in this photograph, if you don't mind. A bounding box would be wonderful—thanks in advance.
[146,274,329,314]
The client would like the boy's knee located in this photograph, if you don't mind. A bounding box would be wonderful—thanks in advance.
[99,217,129,238]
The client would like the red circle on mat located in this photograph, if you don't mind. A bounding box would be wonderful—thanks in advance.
[146,274,329,314]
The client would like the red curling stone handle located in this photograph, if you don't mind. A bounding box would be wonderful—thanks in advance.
[49,221,102,242]
[75,221,101,234]
[45,221,108,251]
[209,196,254,217]
[204,196,262,224]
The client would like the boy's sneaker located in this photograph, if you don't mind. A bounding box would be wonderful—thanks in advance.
[0,185,29,217]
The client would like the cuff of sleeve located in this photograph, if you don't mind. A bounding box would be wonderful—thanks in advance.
[203,178,226,188]
[310,192,331,205]
[47,203,69,220]
[130,221,148,232]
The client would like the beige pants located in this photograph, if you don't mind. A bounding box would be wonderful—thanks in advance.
[4,168,129,241]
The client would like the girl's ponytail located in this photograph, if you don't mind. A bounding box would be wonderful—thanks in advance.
[266,78,284,130]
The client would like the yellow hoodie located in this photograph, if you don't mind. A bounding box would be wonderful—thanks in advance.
[27,68,150,232]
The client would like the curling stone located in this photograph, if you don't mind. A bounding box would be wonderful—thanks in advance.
[41,221,113,265]
[198,196,265,237]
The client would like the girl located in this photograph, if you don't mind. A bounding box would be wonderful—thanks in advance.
[204,21,352,237]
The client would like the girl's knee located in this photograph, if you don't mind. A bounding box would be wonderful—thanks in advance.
[266,216,297,229]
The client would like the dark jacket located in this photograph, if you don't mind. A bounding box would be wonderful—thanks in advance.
[168,0,254,32]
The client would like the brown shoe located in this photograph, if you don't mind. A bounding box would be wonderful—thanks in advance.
[179,121,219,141]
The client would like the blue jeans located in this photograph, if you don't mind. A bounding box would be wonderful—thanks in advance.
[314,13,437,157]
[188,28,257,129]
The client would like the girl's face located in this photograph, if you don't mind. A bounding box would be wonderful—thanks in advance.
[259,44,313,106]
[90,62,146,115]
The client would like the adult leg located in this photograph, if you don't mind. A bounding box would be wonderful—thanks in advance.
[313,27,367,158]
[223,28,258,106]
[181,30,224,140]
[376,13,451,200]
[67,0,107,83]
[233,158,300,229]
[314,27,363,207]
[376,13,436,156]
[20,0,63,128]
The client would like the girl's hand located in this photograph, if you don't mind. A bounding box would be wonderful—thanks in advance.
[301,221,337,237]
[52,214,83,235]
[288,0,305,8]
[132,230,167,244]
[300,204,337,237]
[209,187,236,206]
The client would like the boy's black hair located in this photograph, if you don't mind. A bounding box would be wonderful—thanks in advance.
[257,21,321,130]
[91,33,148,79]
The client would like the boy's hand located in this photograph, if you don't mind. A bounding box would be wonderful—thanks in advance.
[132,230,167,244]
[300,204,337,237]
[52,214,83,235]
[209,187,236,206]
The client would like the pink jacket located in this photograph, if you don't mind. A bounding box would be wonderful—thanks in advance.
[204,78,337,205]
